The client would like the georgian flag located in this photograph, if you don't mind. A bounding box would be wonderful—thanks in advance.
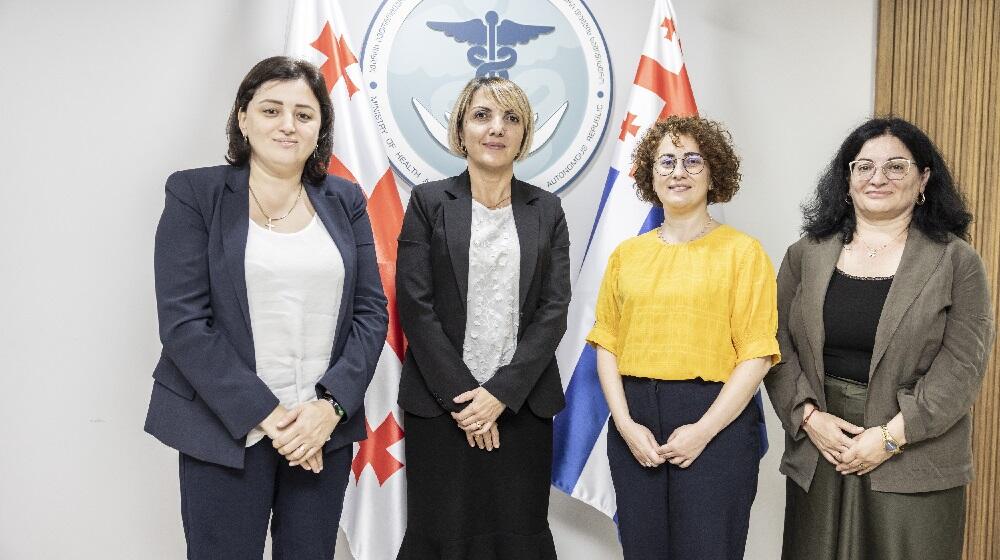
[286,1,408,558]
[551,0,768,519]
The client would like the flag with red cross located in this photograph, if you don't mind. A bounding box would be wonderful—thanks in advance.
[286,1,407,558]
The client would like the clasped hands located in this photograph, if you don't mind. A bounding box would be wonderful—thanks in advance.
[451,387,505,452]
[617,418,713,469]
[801,406,893,476]
[259,400,341,473]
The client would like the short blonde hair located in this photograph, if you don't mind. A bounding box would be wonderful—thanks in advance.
[447,77,535,161]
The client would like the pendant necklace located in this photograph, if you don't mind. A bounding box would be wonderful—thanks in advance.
[847,228,906,259]
[249,181,304,231]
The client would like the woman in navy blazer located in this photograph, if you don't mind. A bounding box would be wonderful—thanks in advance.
[145,57,387,559]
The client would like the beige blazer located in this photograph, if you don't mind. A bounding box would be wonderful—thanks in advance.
[764,227,994,493]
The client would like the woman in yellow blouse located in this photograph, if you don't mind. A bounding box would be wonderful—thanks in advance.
[589,116,780,560]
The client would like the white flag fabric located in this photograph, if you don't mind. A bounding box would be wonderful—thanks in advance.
[286,2,408,558]
[552,0,710,518]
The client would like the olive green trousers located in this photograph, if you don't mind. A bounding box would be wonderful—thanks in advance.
[781,376,966,560]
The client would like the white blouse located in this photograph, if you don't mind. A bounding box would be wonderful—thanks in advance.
[244,215,344,447]
[462,201,521,385]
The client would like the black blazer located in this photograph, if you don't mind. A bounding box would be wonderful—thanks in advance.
[396,171,570,418]
[144,165,388,468]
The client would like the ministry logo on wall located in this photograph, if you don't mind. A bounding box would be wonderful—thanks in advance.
[362,0,612,193]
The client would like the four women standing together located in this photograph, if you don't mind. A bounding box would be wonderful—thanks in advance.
[148,56,994,559]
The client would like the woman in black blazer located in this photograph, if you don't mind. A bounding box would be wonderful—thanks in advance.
[395,77,570,559]
[145,56,387,559]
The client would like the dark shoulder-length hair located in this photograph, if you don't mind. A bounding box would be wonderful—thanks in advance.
[225,56,333,186]
[802,116,971,243]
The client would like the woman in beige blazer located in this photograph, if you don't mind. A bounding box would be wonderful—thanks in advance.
[765,117,994,560]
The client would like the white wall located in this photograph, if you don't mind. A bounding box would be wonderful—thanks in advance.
[0,1,876,558]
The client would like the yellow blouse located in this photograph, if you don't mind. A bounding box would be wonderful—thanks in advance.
[587,225,780,381]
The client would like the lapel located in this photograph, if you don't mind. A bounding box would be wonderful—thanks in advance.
[306,178,357,349]
[798,235,843,379]
[443,172,473,308]
[441,171,542,312]
[221,166,253,336]
[869,228,946,377]
[510,177,539,310]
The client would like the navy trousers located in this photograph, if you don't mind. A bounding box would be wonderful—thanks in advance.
[608,377,760,560]
[179,440,352,560]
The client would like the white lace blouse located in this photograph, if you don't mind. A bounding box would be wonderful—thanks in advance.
[462,201,521,385]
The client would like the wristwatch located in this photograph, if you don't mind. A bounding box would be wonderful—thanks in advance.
[321,393,346,417]
[880,424,903,455]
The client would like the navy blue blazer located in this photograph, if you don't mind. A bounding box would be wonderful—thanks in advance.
[396,171,570,418]
[145,165,388,469]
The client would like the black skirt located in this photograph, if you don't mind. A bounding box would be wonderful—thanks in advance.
[397,409,557,560]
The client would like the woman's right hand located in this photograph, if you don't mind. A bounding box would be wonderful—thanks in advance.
[259,405,291,438]
[801,405,864,465]
[615,418,665,468]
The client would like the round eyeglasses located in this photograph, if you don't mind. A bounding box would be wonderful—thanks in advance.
[848,158,916,181]
[654,153,706,176]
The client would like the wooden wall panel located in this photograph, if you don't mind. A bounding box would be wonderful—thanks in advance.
[876,1,1000,558]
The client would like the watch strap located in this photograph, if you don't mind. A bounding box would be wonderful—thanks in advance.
[322,393,345,417]
[880,424,903,455]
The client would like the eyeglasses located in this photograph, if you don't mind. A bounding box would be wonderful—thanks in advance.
[654,153,706,176]
[848,158,916,181]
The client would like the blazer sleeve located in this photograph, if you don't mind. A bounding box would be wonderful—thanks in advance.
[316,185,389,420]
[896,249,995,444]
[764,243,820,441]
[154,172,278,440]
[396,188,480,411]
[483,203,571,413]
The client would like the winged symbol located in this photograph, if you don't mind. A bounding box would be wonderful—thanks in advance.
[427,11,555,78]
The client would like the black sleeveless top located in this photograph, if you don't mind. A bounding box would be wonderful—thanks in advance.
[822,268,893,384]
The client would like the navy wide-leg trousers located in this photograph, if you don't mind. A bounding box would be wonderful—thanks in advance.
[608,377,760,560]
[178,440,352,560]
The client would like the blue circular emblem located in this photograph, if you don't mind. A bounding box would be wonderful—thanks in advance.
[362,0,612,193]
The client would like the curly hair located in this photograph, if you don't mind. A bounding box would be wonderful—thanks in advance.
[632,116,742,206]
[225,56,334,186]
[802,116,972,243]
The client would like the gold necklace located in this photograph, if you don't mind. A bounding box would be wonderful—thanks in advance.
[249,181,304,231]
[485,193,511,209]
[658,215,714,244]
[846,228,906,259]
[475,191,511,209]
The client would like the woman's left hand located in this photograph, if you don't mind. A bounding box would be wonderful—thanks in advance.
[658,423,714,469]
[451,387,506,434]
[837,427,892,475]
[301,451,324,473]
[273,400,341,465]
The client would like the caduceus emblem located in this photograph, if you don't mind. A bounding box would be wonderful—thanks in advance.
[413,10,567,156]
[426,10,554,78]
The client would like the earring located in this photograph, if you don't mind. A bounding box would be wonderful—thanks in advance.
[844,196,852,204]
[243,134,249,144]
[917,192,926,205]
